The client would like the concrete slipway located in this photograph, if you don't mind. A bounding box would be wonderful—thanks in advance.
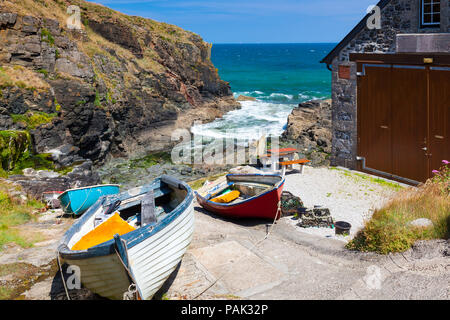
[1,168,448,300]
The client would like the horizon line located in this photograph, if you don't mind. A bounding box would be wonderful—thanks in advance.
[211,42,338,45]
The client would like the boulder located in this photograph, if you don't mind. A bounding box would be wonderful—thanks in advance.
[47,144,84,168]
[0,13,17,27]
[408,218,434,228]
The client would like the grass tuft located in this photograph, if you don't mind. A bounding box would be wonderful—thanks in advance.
[347,163,449,254]
[0,66,49,91]
[329,167,404,191]
[0,182,45,251]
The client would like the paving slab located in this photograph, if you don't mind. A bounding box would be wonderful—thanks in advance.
[190,241,286,297]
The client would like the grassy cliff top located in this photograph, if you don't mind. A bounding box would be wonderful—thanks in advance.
[1,0,213,77]
[1,0,200,44]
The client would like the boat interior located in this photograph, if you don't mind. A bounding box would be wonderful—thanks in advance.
[68,178,188,250]
[206,175,282,205]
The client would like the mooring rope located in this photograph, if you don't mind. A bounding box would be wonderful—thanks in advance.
[193,201,282,300]
[113,241,141,300]
[72,187,94,215]
[56,253,71,300]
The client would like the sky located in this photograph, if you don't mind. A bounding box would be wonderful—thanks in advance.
[86,0,378,43]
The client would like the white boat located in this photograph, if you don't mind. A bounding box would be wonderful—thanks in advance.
[57,175,195,300]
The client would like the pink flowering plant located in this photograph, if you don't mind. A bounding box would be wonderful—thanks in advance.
[431,160,449,194]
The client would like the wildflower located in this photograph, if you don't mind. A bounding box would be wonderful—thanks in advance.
[432,170,439,174]
[442,160,449,165]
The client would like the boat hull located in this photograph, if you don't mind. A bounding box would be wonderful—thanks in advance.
[62,203,194,300]
[196,174,285,220]
[59,185,120,216]
[128,201,194,299]
[58,176,194,300]
[63,252,131,300]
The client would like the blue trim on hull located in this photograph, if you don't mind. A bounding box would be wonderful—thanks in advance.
[58,176,194,260]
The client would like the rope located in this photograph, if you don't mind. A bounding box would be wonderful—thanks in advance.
[123,284,138,300]
[61,187,95,218]
[72,187,94,215]
[193,201,282,300]
[114,242,140,300]
[56,253,71,300]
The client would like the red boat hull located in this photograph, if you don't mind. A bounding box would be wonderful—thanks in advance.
[196,179,285,220]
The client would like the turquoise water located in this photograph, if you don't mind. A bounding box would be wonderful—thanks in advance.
[191,43,335,141]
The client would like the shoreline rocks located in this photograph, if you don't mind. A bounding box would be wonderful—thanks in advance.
[281,99,332,167]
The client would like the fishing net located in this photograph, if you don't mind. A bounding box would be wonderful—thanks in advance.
[281,191,304,216]
[297,207,334,228]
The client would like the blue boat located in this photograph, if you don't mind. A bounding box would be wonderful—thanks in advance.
[58,184,120,216]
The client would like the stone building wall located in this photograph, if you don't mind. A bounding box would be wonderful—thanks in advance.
[330,0,450,169]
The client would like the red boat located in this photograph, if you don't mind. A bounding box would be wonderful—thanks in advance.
[195,174,285,220]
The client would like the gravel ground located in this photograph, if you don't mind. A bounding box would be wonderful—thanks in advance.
[280,166,407,242]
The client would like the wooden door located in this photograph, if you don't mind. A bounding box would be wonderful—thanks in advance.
[358,65,392,174]
[390,66,429,183]
[429,67,450,175]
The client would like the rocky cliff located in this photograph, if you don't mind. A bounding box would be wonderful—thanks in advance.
[281,99,332,167]
[0,0,239,170]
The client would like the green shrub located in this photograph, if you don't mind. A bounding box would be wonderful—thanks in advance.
[10,112,57,130]
[0,131,31,171]
[41,28,55,46]
[94,91,102,108]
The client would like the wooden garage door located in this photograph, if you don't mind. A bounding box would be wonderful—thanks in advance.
[358,64,450,184]
[358,65,392,174]
[391,66,428,183]
[429,67,450,175]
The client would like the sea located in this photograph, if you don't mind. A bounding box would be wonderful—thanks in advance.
[191,43,336,142]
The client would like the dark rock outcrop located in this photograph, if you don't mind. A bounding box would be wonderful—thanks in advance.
[7,160,101,199]
[0,1,239,169]
[281,99,332,167]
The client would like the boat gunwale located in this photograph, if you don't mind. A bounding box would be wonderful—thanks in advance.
[57,184,121,200]
[58,177,194,260]
[195,174,285,208]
